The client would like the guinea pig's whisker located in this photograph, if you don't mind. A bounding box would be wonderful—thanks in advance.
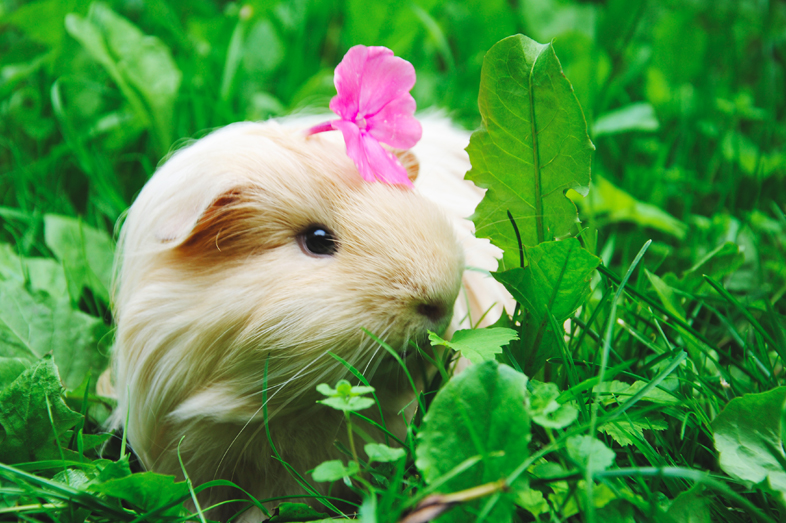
[216,343,339,477]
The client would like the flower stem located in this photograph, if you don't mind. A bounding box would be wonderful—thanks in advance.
[345,411,362,480]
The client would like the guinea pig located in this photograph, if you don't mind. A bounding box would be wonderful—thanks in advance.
[108,115,510,521]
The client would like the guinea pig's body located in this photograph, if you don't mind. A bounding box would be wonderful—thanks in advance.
[110,116,508,521]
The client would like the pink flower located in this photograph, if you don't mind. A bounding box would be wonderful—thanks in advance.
[308,45,422,186]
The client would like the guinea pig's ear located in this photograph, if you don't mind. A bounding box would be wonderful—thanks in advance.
[393,149,420,183]
[154,188,244,247]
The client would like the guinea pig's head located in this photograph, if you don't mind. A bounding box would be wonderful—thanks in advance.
[111,121,464,457]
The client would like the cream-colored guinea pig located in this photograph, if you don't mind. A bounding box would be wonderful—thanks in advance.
[109,115,510,521]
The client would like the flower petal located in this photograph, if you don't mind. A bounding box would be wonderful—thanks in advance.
[329,45,373,121]
[332,119,374,182]
[356,47,416,118]
[360,132,413,186]
[366,94,421,149]
[332,119,412,186]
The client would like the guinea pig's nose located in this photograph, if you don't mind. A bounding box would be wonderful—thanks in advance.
[417,302,449,323]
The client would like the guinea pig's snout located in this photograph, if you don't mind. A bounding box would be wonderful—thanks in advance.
[416,301,450,324]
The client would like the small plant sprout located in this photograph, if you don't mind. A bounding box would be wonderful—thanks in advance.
[316,379,377,482]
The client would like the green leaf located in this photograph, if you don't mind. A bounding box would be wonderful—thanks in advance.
[93,455,133,483]
[5,0,74,47]
[595,499,637,522]
[0,279,109,390]
[599,416,668,447]
[316,379,376,412]
[514,486,549,517]
[44,214,114,304]
[665,484,711,523]
[671,242,744,294]
[364,443,406,464]
[0,357,29,391]
[592,102,660,137]
[416,361,530,523]
[497,239,599,321]
[466,34,593,267]
[565,435,615,474]
[712,386,786,501]
[594,380,681,407]
[344,0,442,57]
[574,175,687,239]
[0,356,83,464]
[268,502,331,522]
[65,2,181,153]
[645,270,707,366]
[428,328,518,364]
[311,460,360,482]
[529,381,578,429]
[90,471,190,516]
[494,238,599,373]
[318,396,375,412]
[0,243,68,299]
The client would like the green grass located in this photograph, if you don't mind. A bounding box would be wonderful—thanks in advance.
[1,0,785,522]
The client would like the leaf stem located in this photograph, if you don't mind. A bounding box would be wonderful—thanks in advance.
[345,411,363,482]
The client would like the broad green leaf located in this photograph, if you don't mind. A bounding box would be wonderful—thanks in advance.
[0,243,68,299]
[54,468,93,489]
[428,328,518,364]
[268,502,330,522]
[574,175,687,239]
[466,34,593,268]
[514,486,549,517]
[595,499,637,522]
[0,356,83,464]
[5,0,74,47]
[592,102,660,137]
[565,435,615,474]
[93,455,133,483]
[550,479,617,517]
[494,238,599,373]
[364,443,405,463]
[712,387,786,502]
[44,214,114,304]
[0,279,109,390]
[497,239,599,321]
[665,484,711,523]
[416,361,530,523]
[90,471,190,516]
[0,357,29,391]
[65,2,181,153]
[311,460,359,482]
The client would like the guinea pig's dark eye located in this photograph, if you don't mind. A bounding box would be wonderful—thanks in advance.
[298,225,338,257]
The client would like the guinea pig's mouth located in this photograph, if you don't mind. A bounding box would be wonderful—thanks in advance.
[396,333,438,361]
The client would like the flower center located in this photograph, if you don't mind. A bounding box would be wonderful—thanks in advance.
[356,117,368,130]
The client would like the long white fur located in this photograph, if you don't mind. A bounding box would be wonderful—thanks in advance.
[109,115,512,521]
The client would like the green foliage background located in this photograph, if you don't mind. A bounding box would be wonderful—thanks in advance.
[1,0,786,521]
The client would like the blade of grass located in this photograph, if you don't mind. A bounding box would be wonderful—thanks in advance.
[363,329,426,415]
[702,275,780,353]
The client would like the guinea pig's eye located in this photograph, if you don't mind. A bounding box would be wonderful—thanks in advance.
[298,225,339,257]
